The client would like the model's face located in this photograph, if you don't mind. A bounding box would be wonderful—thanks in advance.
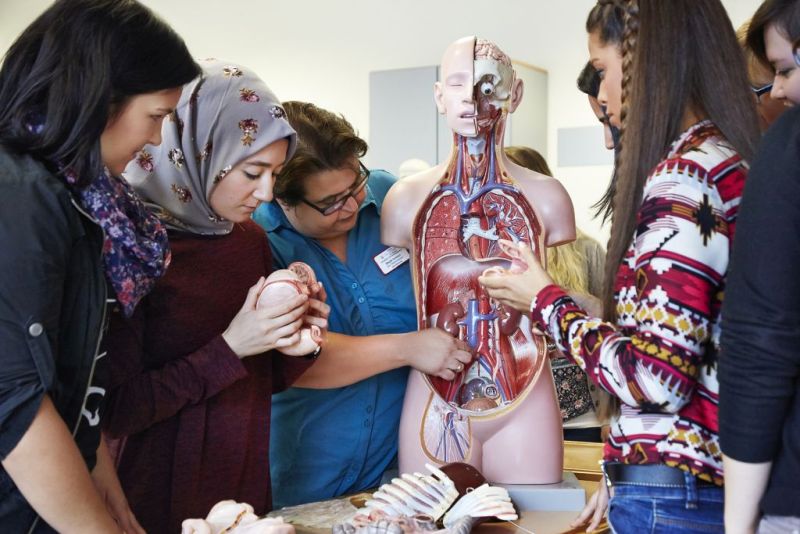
[437,39,478,137]
[101,87,182,176]
[281,156,367,241]
[766,23,800,106]
[209,139,289,223]
[588,95,616,150]
[588,31,623,128]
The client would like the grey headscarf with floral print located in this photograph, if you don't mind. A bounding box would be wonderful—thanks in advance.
[125,59,297,235]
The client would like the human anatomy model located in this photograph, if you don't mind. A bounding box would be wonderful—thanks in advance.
[381,36,575,484]
[257,262,323,356]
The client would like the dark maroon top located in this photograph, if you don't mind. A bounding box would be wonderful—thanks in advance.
[102,221,312,534]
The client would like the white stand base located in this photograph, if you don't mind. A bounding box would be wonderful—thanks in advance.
[497,472,586,511]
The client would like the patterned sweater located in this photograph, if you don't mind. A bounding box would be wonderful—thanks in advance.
[532,122,746,485]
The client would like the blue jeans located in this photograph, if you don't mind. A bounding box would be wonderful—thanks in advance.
[608,470,724,533]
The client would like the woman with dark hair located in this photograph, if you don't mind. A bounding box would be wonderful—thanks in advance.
[737,21,786,131]
[576,61,620,224]
[102,61,327,534]
[253,101,471,508]
[0,0,199,532]
[720,2,800,532]
[480,0,760,532]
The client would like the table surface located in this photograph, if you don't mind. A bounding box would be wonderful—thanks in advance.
[294,511,602,534]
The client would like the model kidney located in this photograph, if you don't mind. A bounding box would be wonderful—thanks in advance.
[256,262,323,356]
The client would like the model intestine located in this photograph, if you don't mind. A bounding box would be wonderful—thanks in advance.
[256,262,323,356]
[181,501,294,534]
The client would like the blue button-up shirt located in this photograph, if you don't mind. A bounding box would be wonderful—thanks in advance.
[253,170,416,507]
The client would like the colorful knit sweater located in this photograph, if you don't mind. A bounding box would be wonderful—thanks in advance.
[532,121,747,485]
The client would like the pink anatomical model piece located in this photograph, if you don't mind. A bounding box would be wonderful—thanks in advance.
[257,262,323,356]
[381,36,576,484]
[182,500,295,534]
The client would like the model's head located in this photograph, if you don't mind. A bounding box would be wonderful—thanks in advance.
[435,36,522,138]
[126,60,297,234]
[748,0,800,105]
[0,0,200,184]
[274,101,369,241]
[597,0,760,320]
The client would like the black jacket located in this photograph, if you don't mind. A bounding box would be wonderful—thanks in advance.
[720,106,800,518]
[0,147,107,532]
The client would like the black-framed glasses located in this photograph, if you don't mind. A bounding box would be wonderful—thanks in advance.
[301,162,370,216]
[752,82,773,103]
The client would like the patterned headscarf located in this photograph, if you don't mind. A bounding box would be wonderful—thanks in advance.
[125,59,297,235]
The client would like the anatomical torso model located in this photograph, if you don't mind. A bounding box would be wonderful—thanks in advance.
[382,36,575,484]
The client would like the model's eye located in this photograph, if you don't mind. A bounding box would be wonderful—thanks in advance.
[480,81,495,96]
[244,171,259,180]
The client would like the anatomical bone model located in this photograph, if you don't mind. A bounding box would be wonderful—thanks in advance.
[381,36,575,484]
[333,462,517,533]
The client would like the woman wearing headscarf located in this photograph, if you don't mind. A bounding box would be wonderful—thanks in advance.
[101,60,328,534]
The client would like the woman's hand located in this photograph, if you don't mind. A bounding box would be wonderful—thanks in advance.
[92,440,145,534]
[304,281,330,333]
[401,329,473,381]
[478,240,555,314]
[222,277,310,358]
[570,479,610,532]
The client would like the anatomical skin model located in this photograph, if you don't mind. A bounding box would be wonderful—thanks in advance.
[382,36,575,484]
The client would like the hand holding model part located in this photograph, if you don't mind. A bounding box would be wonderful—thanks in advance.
[403,328,473,382]
[479,239,604,318]
[222,262,329,358]
[257,262,329,356]
[478,239,554,313]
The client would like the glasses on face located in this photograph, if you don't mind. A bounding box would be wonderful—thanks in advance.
[301,162,370,216]
[752,83,773,104]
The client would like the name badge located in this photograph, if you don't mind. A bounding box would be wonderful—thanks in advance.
[373,246,410,275]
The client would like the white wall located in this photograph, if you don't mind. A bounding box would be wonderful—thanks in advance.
[1,0,761,242]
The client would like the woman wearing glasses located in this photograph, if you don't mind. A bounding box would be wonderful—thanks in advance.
[253,101,472,507]
[738,20,786,131]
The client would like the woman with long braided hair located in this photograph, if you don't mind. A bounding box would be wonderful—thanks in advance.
[480,0,760,531]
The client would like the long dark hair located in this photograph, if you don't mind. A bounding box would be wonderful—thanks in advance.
[595,0,760,321]
[586,0,627,225]
[0,0,200,187]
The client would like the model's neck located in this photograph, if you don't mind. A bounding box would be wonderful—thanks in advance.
[453,123,502,185]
